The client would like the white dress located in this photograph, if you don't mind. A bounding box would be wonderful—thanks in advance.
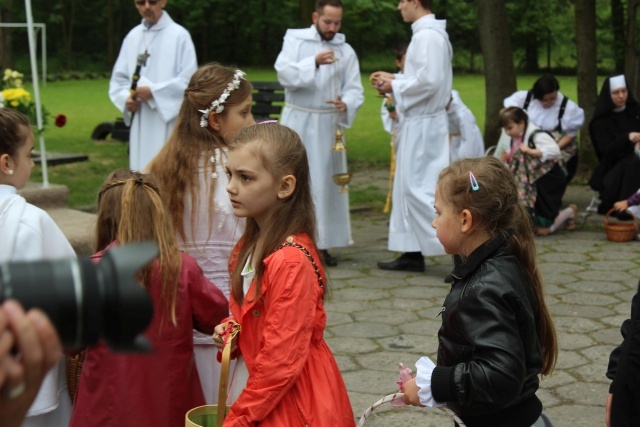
[275,26,364,249]
[226,256,254,404]
[179,150,245,404]
[0,185,75,427]
[387,14,453,256]
[109,11,197,171]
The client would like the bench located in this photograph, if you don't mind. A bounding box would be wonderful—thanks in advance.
[252,81,285,122]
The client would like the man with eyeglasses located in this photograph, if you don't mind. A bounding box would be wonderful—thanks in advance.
[109,0,197,171]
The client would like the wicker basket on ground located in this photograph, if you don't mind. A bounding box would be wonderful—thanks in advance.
[605,209,638,242]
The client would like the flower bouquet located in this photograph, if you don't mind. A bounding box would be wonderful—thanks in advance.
[0,69,66,131]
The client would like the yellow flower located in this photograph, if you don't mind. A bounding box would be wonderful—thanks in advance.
[4,69,12,79]
[10,100,18,107]
[1,88,31,103]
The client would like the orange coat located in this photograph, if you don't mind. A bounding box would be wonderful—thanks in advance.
[223,234,354,426]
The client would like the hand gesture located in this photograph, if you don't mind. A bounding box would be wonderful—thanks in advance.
[613,200,629,212]
[0,301,61,427]
[315,49,336,66]
[326,95,347,112]
[369,71,394,94]
[212,321,239,354]
[125,95,139,113]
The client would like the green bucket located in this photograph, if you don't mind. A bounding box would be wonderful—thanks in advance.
[185,405,230,427]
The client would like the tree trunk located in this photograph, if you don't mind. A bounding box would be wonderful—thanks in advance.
[625,0,640,99]
[475,0,516,147]
[613,0,626,74]
[107,0,115,66]
[575,0,598,179]
[524,37,540,73]
[0,3,14,70]
[300,0,313,27]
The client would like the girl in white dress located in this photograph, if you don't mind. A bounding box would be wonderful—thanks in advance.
[147,63,255,403]
[0,108,75,426]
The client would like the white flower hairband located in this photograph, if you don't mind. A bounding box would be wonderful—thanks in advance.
[199,69,246,128]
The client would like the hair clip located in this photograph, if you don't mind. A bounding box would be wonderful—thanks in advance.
[136,177,144,185]
[469,171,480,191]
[258,120,278,125]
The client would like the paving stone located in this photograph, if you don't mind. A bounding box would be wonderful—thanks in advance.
[378,334,439,355]
[553,382,609,406]
[326,336,379,354]
[352,308,419,325]
[355,351,426,374]
[389,285,450,300]
[326,311,354,327]
[372,296,441,311]
[398,319,442,337]
[347,276,407,289]
[331,287,391,301]
[554,350,589,369]
[575,269,635,282]
[554,316,607,334]
[330,322,400,339]
[563,280,628,294]
[326,268,368,280]
[556,292,620,306]
[544,404,606,425]
[556,331,596,350]
[538,252,590,263]
[334,354,358,372]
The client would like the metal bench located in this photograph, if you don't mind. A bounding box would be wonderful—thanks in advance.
[252,81,284,122]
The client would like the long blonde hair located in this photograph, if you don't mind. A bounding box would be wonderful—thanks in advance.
[96,169,182,325]
[148,63,253,244]
[438,157,558,376]
[230,124,319,305]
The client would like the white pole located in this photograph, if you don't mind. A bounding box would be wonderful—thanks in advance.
[24,0,48,187]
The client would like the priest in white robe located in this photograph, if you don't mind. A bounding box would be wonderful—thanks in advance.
[371,1,452,272]
[275,0,364,266]
[109,0,197,171]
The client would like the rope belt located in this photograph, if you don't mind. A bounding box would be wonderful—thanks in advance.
[285,103,339,114]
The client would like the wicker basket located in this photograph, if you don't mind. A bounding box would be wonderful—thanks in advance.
[605,209,638,242]
[186,325,239,427]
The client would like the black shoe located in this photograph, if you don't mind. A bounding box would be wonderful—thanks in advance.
[444,274,454,283]
[377,253,425,272]
[319,250,338,267]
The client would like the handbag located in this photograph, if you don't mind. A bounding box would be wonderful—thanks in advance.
[185,323,240,427]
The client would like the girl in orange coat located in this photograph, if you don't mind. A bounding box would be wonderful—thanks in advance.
[213,124,355,426]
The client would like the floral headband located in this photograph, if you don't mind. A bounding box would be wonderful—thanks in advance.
[199,69,246,128]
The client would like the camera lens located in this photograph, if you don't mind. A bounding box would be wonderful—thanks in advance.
[0,243,157,350]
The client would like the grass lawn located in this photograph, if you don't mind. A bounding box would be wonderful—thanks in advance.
[24,71,586,208]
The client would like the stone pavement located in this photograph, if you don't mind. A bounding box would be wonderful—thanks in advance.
[326,169,636,426]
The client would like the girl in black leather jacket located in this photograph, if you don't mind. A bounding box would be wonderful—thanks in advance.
[402,157,558,427]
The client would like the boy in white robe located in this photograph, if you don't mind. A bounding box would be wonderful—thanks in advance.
[371,0,453,272]
[109,0,197,171]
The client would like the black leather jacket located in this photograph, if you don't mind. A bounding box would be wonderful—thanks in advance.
[431,236,544,427]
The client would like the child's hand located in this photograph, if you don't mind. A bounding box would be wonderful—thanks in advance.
[613,200,629,212]
[401,378,424,407]
[392,363,413,407]
[500,151,509,162]
[212,322,238,353]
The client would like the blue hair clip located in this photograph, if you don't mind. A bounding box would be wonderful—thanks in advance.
[469,171,480,191]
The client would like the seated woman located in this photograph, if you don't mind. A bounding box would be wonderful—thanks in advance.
[504,73,585,182]
[588,75,640,215]
[495,107,577,235]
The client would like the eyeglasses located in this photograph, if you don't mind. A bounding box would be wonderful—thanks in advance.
[135,0,159,5]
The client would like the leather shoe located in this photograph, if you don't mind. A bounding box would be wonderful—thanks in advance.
[377,254,425,272]
[319,250,338,267]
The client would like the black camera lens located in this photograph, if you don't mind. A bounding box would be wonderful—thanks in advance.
[0,243,157,351]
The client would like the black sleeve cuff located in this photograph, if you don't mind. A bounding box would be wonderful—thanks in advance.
[431,365,456,403]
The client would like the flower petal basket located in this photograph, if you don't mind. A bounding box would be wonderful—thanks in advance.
[185,325,238,427]
[357,392,466,426]
[605,209,638,242]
